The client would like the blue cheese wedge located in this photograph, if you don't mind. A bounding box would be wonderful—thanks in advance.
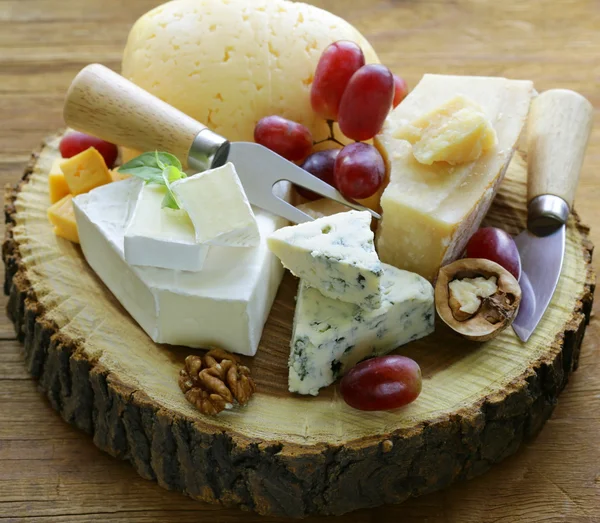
[124,184,209,271]
[268,210,383,310]
[289,263,434,395]
[170,162,260,247]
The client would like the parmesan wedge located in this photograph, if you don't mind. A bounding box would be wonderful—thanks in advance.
[375,74,533,281]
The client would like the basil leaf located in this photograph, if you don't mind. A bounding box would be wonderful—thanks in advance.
[119,151,183,183]
[163,165,185,183]
[156,152,182,171]
[155,151,166,170]
[161,192,180,209]
[161,167,182,209]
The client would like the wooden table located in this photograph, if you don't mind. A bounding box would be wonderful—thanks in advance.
[1,0,598,521]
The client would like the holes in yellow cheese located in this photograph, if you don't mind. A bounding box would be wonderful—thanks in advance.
[59,147,112,196]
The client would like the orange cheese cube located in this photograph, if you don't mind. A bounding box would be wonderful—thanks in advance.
[48,195,79,244]
[110,168,131,182]
[121,146,143,164]
[48,159,70,203]
[60,147,112,196]
[52,225,80,244]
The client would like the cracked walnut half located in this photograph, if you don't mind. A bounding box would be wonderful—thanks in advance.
[179,348,256,415]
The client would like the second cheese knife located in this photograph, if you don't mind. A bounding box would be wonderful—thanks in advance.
[63,64,380,224]
[512,89,593,342]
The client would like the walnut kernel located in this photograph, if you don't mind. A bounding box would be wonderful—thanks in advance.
[179,349,256,415]
[435,258,521,341]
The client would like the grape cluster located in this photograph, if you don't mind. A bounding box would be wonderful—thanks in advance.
[254,41,409,201]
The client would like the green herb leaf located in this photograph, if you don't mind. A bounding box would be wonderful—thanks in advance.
[119,151,183,184]
[161,166,182,209]
[163,165,185,183]
[156,152,182,171]
[161,192,180,209]
[119,151,186,210]
[155,151,166,171]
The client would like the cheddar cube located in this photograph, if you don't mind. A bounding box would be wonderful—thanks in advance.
[110,168,131,182]
[60,147,112,196]
[52,225,80,244]
[48,159,70,203]
[121,146,142,164]
[48,195,79,244]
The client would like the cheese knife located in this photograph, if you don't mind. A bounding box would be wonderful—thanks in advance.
[63,64,380,224]
[512,89,593,342]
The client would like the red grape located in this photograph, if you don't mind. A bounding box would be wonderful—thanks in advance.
[297,149,340,200]
[59,131,118,168]
[310,41,365,120]
[337,64,394,141]
[334,142,384,200]
[392,74,409,108]
[340,355,422,411]
[466,227,521,279]
[254,116,313,162]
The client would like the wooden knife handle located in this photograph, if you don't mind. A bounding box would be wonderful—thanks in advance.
[63,64,206,165]
[526,89,593,210]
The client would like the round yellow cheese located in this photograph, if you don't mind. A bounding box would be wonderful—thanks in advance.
[122,0,379,144]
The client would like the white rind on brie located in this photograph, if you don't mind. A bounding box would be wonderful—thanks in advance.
[171,162,260,247]
[73,178,289,356]
[124,183,209,271]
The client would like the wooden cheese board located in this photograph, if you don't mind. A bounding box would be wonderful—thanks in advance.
[3,133,594,518]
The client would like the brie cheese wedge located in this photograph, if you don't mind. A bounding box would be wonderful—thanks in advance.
[171,162,260,247]
[124,184,209,271]
[268,211,383,310]
[73,178,289,356]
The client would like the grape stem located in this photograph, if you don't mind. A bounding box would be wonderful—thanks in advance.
[313,119,345,147]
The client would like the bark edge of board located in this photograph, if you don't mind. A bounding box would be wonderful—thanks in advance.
[2,135,595,518]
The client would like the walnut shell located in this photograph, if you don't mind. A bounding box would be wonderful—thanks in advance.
[435,258,522,342]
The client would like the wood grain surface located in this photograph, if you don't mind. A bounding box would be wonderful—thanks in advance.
[0,0,598,521]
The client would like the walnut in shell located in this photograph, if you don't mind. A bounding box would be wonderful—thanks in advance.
[435,258,522,341]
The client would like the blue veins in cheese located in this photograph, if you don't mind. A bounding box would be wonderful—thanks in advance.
[124,184,209,271]
[72,178,289,357]
[289,264,434,396]
[268,210,383,310]
[171,162,260,247]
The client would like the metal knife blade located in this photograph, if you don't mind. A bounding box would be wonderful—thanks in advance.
[511,89,593,342]
[512,226,565,342]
